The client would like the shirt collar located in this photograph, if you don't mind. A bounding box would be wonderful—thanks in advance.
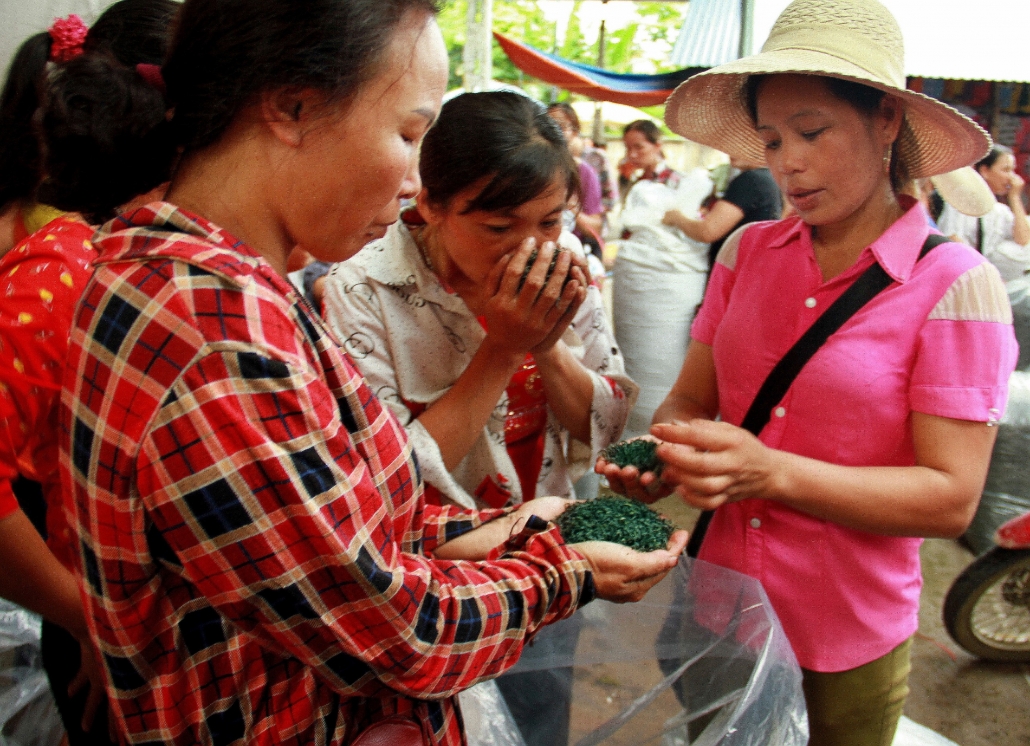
[767,195,931,283]
[361,222,469,314]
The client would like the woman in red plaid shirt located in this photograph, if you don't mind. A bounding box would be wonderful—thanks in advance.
[50,1,688,744]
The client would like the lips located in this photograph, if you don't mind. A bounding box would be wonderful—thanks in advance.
[788,187,822,212]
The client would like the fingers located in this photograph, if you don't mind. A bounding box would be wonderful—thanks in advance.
[81,679,105,732]
[497,237,537,296]
[67,662,88,698]
[667,529,690,555]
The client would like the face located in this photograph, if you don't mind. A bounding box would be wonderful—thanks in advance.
[979,153,1016,197]
[623,129,662,171]
[288,12,448,260]
[548,109,577,141]
[754,74,900,227]
[420,172,568,284]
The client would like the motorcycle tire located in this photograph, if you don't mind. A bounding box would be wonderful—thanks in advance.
[943,546,1030,662]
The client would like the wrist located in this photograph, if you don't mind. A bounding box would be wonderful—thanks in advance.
[478,336,526,369]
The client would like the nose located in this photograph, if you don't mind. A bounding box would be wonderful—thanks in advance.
[773,140,805,177]
[398,158,421,201]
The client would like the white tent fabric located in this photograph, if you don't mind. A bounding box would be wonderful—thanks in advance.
[0,0,114,82]
[752,0,1030,82]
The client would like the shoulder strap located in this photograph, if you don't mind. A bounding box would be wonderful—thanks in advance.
[686,232,947,557]
[739,233,947,436]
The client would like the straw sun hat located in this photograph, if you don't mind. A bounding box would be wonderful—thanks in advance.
[664,0,991,179]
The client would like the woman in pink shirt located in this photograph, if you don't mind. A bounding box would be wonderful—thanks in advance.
[599,0,1018,744]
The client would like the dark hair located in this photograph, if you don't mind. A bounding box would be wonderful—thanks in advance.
[164,0,440,154]
[0,32,52,212]
[419,91,579,214]
[39,0,180,223]
[42,0,441,224]
[623,119,661,144]
[976,144,1013,172]
[547,102,580,134]
[743,74,909,192]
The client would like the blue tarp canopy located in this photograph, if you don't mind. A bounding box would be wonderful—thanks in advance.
[494,31,705,107]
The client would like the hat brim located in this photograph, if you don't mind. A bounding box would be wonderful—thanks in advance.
[665,48,991,179]
[930,167,996,217]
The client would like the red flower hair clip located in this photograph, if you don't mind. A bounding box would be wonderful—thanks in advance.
[49,14,88,63]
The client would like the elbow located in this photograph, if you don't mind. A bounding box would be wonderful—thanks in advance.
[929,493,981,539]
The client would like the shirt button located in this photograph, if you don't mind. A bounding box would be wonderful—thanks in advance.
[750,518,762,529]
[774,406,786,418]
[805,297,817,308]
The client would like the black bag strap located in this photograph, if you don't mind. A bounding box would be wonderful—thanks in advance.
[686,232,947,557]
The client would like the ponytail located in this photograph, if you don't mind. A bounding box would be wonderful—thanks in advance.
[0,32,52,212]
[38,0,178,224]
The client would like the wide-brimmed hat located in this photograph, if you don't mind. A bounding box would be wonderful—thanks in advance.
[931,167,996,217]
[665,0,991,179]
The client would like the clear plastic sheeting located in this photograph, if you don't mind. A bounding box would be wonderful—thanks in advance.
[496,558,807,746]
[460,680,527,746]
[963,368,1030,555]
[0,601,64,746]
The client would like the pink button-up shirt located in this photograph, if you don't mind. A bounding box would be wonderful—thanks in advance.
[692,198,1018,672]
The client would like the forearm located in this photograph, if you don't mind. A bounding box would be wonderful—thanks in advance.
[664,211,707,242]
[417,340,524,470]
[765,451,980,537]
[535,341,594,443]
[1010,193,1030,246]
[0,509,87,637]
[656,413,993,538]
[652,341,719,425]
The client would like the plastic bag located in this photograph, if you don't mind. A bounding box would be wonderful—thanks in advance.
[1006,277,1030,372]
[0,601,64,746]
[460,680,526,746]
[501,558,807,746]
[964,371,1030,554]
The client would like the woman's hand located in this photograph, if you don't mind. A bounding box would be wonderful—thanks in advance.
[433,497,571,561]
[1008,171,1025,199]
[572,529,689,603]
[68,633,108,732]
[480,239,586,356]
[650,419,780,511]
[594,436,672,504]
[662,209,687,230]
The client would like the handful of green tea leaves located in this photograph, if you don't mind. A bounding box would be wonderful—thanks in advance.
[602,438,663,475]
[517,248,568,291]
[556,496,674,552]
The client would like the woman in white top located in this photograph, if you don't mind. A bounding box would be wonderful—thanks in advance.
[322,90,641,746]
[614,119,713,433]
[938,144,1030,281]
[322,91,636,513]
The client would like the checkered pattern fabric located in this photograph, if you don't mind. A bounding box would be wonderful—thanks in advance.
[60,203,594,745]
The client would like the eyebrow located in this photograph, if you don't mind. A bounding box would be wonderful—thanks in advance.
[756,108,825,131]
[413,106,438,124]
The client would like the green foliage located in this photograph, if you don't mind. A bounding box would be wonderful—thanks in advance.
[437,0,688,96]
[557,496,674,552]
[635,2,685,52]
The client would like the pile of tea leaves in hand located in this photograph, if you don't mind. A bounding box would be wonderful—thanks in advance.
[517,248,567,291]
[602,438,663,475]
[556,496,674,552]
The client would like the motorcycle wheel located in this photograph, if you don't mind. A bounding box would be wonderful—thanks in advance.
[944,547,1030,662]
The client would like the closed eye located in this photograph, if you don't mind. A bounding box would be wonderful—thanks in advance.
[802,128,826,141]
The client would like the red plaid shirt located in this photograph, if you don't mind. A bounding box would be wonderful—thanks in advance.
[60,203,593,745]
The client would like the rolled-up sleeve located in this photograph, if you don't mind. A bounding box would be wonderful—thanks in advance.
[911,261,1018,420]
